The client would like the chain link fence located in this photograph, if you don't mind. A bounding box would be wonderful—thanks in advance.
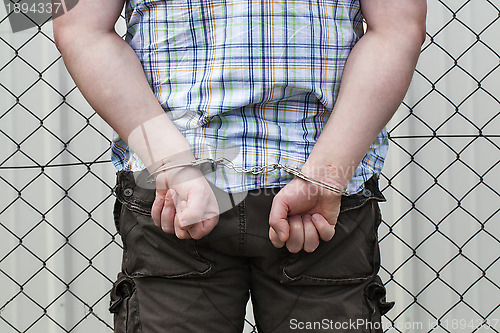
[0,0,499,332]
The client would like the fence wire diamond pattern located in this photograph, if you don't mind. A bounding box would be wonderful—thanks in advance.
[0,0,499,332]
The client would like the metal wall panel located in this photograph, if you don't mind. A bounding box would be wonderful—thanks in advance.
[0,1,498,332]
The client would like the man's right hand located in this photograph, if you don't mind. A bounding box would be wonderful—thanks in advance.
[151,167,219,240]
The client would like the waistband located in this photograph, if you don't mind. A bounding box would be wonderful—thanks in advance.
[114,170,386,216]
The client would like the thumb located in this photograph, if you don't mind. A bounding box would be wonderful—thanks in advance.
[318,193,341,225]
[154,172,169,197]
[269,195,290,244]
[178,190,206,229]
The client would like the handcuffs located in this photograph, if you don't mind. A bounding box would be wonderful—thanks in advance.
[146,157,351,196]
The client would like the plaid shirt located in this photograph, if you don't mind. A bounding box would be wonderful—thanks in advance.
[112,0,389,194]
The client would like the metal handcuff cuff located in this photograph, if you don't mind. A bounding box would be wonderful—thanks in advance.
[146,157,351,196]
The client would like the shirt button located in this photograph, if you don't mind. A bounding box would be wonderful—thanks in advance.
[123,188,134,197]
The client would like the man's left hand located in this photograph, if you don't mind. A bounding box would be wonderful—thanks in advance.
[268,177,342,253]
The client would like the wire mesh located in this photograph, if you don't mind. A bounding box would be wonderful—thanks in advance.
[0,0,499,332]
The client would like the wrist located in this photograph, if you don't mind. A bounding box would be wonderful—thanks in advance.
[150,163,207,191]
[301,160,353,191]
[147,150,196,174]
[125,113,193,173]
[148,154,204,187]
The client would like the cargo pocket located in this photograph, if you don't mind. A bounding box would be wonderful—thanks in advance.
[109,273,142,333]
[279,199,382,285]
[364,275,395,332]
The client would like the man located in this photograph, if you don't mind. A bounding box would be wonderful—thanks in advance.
[53,0,426,331]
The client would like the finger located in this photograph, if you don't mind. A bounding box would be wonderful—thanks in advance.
[269,227,285,248]
[152,173,169,227]
[189,198,220,239]
[201,214,218,235]
[151,195,164,228]
[269,194,290,243]
[178,190,206,229]
[154,172,169,193]
[311,213,335,242]
[187,214,217,240]
[302,214,320,253]
[187,220,205,239]
[174,200,192,239]
[160,189,176,233]
[286,215,304,253]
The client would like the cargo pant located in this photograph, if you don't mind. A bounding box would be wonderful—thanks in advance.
[110,171,394,332]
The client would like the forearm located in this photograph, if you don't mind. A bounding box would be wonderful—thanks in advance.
[304,20,425,188]
[56,30,191,171]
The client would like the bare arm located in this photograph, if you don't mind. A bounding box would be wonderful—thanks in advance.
[269,0,427,252]
[304,0,427,185]
[52,0,191,167]
[53,0,218,239]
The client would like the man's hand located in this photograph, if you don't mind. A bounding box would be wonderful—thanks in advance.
[151,167,219,240]
[269,176,342,253]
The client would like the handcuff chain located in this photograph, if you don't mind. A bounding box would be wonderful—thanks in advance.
[217,157,280,175]
[147,157,350,196]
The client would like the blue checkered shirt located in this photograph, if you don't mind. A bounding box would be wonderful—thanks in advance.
[111,0,389,194]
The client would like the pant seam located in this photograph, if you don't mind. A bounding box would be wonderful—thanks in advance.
[266,287,304,333]
[131,279,144,333]
[197,280,245,332]
[238,199,247,255]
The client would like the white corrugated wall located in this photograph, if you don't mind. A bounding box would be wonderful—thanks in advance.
[0,1,498,332]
